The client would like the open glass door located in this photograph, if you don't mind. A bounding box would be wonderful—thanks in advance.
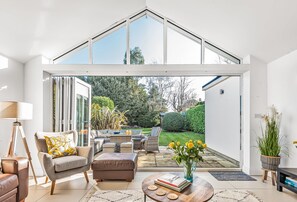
[73,78,91,146]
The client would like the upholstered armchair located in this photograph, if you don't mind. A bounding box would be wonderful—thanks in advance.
[142,127,162,153]
[35,130,92,195]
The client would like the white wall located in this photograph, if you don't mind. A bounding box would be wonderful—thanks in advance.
[24,56,44,176]
[267,49,297,168]
[242,55,268,175]
[0,56,24,157]
[205,77,240,161]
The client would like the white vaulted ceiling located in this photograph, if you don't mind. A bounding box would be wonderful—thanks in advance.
[1,0,297,63]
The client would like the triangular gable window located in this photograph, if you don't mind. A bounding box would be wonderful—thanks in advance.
[53,9,240,65]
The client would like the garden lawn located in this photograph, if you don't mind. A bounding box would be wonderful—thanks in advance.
[132,128,205,146]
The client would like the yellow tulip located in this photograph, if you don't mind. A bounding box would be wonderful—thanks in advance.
[168,142,175,148]
[197,140,202,145]
[188,142,194,149]
[176,141,180,146]
[202,143,207,148]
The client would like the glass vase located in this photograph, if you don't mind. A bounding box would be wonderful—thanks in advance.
[182,159,197,183]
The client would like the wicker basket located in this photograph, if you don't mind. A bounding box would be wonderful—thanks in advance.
[260,155,280,171]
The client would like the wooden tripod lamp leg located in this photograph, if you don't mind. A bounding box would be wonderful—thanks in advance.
[19,126,38,185]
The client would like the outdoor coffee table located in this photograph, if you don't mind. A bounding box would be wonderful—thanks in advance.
[142,173,214,202]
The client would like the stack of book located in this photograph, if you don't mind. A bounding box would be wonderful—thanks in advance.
[285,177,297,188]
[154,174,191,192]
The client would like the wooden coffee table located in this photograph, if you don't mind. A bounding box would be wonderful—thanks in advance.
[142,173,214,202]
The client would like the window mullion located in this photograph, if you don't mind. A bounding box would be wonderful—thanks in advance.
[201,39,205,64]
[163,18,168,64]
[126,19,130,65]
[88,39,92,64]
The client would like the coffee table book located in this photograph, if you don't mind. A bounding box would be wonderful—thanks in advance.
[154,180,191,192]
[157,173,188,187]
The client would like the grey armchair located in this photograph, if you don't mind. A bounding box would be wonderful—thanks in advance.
[142,127,162,153]
[35,130,92,195]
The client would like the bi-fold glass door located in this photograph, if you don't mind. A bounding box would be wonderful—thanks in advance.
[53,77,91,146]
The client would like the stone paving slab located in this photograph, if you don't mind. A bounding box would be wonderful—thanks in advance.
[136,146,239,168]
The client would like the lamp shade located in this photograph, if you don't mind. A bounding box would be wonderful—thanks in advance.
[0,101,33,120]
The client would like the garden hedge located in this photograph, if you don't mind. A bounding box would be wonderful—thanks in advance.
[92,96,115,110]
[186,104,205,134]
[162,112,184,132]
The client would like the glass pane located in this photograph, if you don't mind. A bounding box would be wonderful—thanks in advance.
[204,45,239,64]
[92,26,126,64]
[167,27,201,64]
[130,15,163,64]
[76,95,89,146]
[55,45,89,64]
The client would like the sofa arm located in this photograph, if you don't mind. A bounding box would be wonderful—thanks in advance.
[38,152,56,180]
[1,157,29,201]
[76,146,93,164]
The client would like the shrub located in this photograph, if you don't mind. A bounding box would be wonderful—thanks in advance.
[138,112,160,128]
[91,105,127,130]
[92,96,114,110]
[162,112,184,132]
[186,104,205,134]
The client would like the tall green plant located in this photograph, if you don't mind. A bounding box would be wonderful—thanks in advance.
[91,105,127,130]
[257,106,281,157]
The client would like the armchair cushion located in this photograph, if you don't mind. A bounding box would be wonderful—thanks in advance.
[53,156,87,172]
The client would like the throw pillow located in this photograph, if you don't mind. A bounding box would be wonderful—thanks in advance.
[44,134,77,158]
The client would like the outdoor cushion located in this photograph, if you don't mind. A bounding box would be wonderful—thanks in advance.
[120,142,132,148]
[53,155,87,172]
[45,135,77,158]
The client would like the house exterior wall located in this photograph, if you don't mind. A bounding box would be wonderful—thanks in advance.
[205,77,241,161]
[267,49,297,168]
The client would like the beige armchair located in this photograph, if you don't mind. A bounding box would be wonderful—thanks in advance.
[142,127,162,153]
[35,130,92,195]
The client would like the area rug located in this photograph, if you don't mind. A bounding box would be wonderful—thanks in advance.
[209,171,257,181]
[210,190,262,202]
[83,189,262,202]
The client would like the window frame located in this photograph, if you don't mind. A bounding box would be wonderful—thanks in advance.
[52,9,241,65]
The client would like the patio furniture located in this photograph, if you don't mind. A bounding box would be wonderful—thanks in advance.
[0,157,29,202]
[120,142,133,153]
[103,142,116,153]
[110,135,132,144]
[35,130,92,195]
[142,127,162,153]
[92,153,138,182]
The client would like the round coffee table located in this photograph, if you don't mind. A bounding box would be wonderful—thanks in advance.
[142,173,214,202]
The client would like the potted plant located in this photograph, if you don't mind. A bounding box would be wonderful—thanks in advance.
[257,106,282,171]
[168,140,207,182]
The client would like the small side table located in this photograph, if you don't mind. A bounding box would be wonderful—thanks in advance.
[277,168,297,194]
[262,169,276,186]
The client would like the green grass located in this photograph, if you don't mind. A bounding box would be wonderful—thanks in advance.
[128,128,205,146]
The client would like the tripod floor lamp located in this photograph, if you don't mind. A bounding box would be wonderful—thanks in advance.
[0,101,37,184]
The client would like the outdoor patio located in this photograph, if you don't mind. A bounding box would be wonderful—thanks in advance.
[136,146,239,168]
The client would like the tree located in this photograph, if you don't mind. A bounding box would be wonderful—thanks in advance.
[81,76,149,126]
[145,77,174,112]
[92,96,114,110]
[169,77,197,112]
[123,47,145,64]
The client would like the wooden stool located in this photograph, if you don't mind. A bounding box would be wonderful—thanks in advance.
[262,169,276,186]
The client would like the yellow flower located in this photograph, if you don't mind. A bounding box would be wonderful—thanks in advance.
[202,143,207,148]
[176,141,180,146]
[197,140,202,145]
[189,139,193,143]
[168,142,175,148]
[188,142,194,149]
